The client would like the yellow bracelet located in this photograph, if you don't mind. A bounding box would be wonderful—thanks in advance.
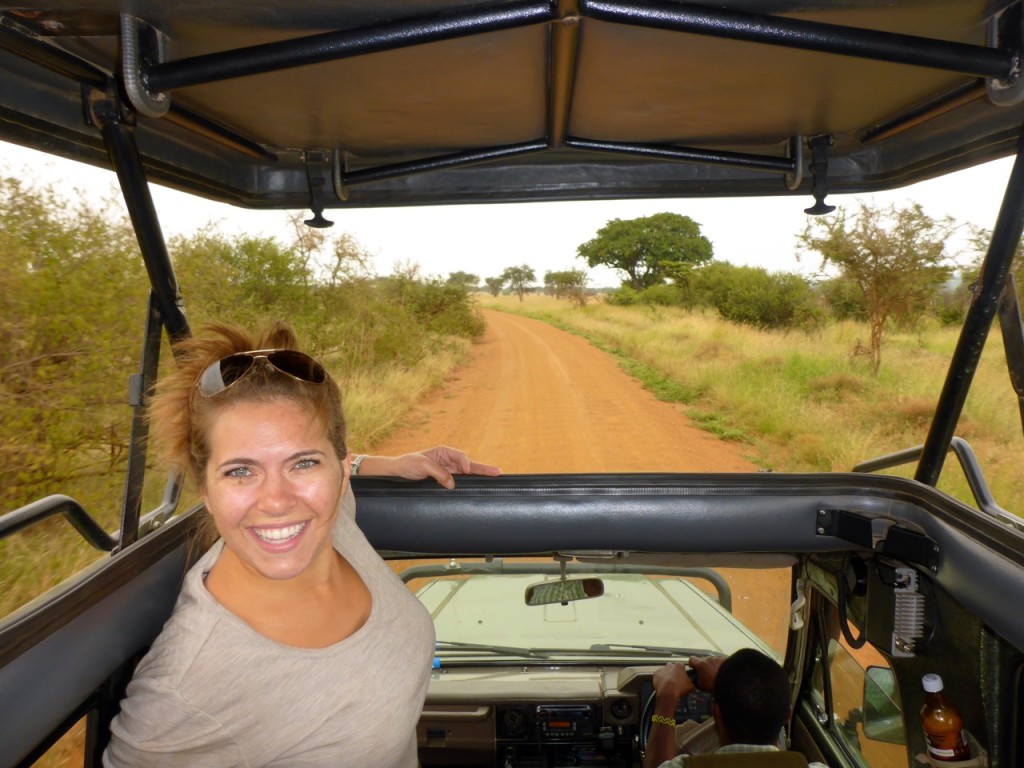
[651,714,677,727]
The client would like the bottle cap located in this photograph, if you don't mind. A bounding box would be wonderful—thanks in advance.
[922,673,944,693]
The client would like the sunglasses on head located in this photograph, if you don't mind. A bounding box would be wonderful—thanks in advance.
[196,349,328,398]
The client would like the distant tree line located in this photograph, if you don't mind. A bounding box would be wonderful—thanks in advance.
[484,206,1009,376]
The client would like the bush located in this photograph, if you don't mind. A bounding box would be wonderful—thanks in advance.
[378,275,486,339]
[639,284,684,306]
[605,286,641,306]
[693,262,819,330]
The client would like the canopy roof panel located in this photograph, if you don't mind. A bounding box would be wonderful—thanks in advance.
[1,0,1023,210]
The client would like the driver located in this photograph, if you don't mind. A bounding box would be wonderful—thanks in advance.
[643,649,826,768]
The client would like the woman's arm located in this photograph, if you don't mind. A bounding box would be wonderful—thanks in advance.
[351,446,501,489]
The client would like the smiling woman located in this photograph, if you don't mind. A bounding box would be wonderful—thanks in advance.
[103,320,499,767]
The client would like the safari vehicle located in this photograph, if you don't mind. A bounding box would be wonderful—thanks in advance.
[3,1,1024,767]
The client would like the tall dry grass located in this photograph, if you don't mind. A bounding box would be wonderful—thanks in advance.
[484,294,1023,518]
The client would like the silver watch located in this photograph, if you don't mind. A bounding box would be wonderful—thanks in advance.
[350,454,367,476]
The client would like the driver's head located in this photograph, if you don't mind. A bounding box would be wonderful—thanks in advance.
[713,648,791,745]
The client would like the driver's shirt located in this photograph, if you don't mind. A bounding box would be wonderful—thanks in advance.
[104,487,434,768]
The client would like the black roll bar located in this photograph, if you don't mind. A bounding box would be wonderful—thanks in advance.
[580,0,1016,80]
[565,137,796,175]
[145,0,556,92]
[916,124,1024,485]
[342,140,549,188]
[0,496,118,552]
[856,437,1022,532]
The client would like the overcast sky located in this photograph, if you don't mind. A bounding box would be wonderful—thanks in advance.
[2,140,1016,287]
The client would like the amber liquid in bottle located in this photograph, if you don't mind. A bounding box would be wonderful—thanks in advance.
[920,674,970,762]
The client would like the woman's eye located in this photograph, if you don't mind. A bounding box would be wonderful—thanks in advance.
[225,466,251,478]
[295,458,319,470]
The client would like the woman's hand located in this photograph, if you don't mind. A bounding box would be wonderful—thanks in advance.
[352,446,501,489]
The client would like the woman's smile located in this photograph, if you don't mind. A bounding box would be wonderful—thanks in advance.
[251,521,308,545]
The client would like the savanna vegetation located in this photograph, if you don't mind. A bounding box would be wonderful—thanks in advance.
[0,177,485,621]
[484,293,1023,523]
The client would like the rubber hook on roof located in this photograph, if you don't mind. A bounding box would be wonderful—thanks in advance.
[304,150,335,228]
[120,15,170,118]
[803,135,836,216]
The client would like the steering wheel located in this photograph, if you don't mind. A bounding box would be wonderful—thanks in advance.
[639,666,701,753]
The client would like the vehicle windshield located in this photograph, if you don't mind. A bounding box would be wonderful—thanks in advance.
[395,557,792,663]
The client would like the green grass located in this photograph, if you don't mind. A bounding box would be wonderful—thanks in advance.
[484,294,1024,518]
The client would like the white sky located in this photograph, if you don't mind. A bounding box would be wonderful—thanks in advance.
[2,140,1016,287]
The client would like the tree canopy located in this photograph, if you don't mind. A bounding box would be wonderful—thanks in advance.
[544,269,588,305]
[576,212,713,290]
[501,264,536,301]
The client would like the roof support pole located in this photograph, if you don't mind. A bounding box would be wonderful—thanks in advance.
[916,124,1024,485]
[118,294,163,550]
[88,93,190,343]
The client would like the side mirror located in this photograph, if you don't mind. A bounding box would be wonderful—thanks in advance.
[525,577,605,606]
[861,666,907,745]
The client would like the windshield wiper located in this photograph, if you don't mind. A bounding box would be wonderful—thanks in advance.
[587,643,717,656]
[434,640,554,659]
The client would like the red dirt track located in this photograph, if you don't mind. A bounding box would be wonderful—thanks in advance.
[375,308,790,654]
[375,309,757,473]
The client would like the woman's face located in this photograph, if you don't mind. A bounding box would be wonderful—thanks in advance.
[201,398,347,583]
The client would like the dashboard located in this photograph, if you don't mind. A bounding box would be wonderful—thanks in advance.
[417,665,714,768]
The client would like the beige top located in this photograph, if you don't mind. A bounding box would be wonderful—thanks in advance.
[104,488,434,767]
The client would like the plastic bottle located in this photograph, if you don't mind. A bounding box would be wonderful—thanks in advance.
[920,673,970,762]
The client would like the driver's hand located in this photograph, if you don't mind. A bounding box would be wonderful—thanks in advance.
[652,662,695,702]
[687,655,725,692]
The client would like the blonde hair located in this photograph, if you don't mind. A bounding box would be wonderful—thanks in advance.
[148,321,347,489]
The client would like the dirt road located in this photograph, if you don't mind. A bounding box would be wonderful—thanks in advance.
[375,309,792,654]
[375,309,756,473]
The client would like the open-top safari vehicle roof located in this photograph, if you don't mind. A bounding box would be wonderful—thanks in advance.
[4,0,1024,211]
[4,2,1024,768]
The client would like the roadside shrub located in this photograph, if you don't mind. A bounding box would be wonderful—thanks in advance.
[377,275,486,339]
[605,286,640,306]
[694,262,818,330]
[639,284,683,306]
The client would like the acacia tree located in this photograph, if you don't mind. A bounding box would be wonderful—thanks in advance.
[576,212,712,290]
[447,271,480,289]
[501,265,536,301]
[544,269,588,306]
[484,276,505,297]
[799,201,955,374]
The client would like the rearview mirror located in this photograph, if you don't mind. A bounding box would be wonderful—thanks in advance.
[525,578,605,606]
